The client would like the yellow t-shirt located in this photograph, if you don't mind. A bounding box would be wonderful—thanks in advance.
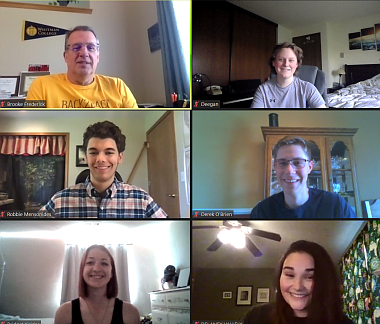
[26,74,138,108]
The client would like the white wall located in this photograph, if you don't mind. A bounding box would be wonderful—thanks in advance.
[325,13,380,86]
[277,25,292,44]
[291,13,380,87]
[0,1,166,104]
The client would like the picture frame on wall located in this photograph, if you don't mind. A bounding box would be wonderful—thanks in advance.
[19,71,50,97]
[236,286,253,306]
[256,288,270,303]
[223,291,232,299]
[0,76,20,97]
[76,145,88,167]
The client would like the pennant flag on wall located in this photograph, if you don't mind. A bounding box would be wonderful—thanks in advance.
[23,20,69,41]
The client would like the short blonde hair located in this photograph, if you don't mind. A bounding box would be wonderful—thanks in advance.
[272,136,311,160]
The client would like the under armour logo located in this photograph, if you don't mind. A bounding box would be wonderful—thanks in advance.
[270,99,276,102]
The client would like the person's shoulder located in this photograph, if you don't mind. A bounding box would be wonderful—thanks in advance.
[310,188,339,200]
[251,193,283,218]
[121,300,140,324]
[117,182,149,195]
[244,303,274,324]
[261,77,276,88]
[52,183,86,199]
[294,76,318,90]
[54,301,72,324]
[95,74,126,86]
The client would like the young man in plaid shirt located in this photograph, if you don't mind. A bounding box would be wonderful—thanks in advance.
[40,121,167,218]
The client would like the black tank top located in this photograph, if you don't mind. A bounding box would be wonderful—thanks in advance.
[71,298,124,324]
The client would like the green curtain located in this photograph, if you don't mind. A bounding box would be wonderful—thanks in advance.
[341,221,380,324]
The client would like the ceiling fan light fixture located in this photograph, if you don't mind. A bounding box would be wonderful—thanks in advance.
[217,229,231,244]
[230,229,246,249]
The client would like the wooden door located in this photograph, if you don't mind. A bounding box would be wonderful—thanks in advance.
[147,112,180,217]
[292,33,322,70]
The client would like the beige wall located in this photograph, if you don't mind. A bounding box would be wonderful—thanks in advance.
[0,1,166,104]
[192,110,380,210]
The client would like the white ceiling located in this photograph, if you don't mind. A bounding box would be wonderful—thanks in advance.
[227,1,380,29]
[192,220,366,269]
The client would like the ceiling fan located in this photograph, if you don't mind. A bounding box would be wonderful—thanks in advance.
[193,220,281,257]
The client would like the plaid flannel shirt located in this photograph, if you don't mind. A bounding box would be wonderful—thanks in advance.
[40,177,167,218]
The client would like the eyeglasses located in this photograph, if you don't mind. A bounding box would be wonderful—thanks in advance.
[275,159,309,169]
[67,43,99,53]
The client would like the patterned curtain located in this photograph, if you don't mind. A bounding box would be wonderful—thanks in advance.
[341,221,380,324]
[0,135,66,156]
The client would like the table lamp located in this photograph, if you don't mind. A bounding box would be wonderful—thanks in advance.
[337,68,345,86]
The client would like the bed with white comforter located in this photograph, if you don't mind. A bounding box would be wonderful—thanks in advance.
[328,73,380,108]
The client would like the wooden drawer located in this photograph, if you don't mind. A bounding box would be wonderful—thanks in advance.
[152,310,169,324]
[150,294,167,307]
[166,291,190,309]
[168,311,190,324]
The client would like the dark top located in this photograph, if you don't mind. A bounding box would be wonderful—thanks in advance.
[250,188,357,219]
[71,298,124,324]
[243,303,354,324]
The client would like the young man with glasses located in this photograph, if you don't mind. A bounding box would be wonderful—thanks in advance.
[26,26,138,108]
[250,136,356,218]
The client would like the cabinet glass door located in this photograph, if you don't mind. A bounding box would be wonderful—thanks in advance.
[306,140,323,190]
[330,141,356,213]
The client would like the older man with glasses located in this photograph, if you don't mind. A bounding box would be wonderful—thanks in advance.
[26,26,138,108]
[250,136,357,219]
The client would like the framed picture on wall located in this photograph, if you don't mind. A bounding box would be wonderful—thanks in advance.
[76,145,88,167]
[257,288,270,303]
[236,286,253,306]
[0,76,20,97]
[19,71,50,96]
[223,291,232,299]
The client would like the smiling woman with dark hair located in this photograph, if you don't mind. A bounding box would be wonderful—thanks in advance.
[243,240,353,324]
[54,245,140,324]
[251,42,326,108]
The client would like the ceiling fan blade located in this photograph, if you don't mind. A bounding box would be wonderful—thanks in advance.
[245,237,263,257]
[207,238,223,251]
[192,226,220,229]
[238,221,252,227]
[252,229,282,242]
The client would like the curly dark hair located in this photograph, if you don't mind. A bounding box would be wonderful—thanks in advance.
[82,121,126,153]
[273,240,346,324]
[269,42,303,76]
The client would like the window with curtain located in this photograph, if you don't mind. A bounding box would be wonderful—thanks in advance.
[157,1,190,107]
[0,134,67,210]
[173,0,190,79]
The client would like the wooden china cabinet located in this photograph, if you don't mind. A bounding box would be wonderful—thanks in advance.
[261,127,362,217]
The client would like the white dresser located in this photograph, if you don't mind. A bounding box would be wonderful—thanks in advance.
[149,287,190,324]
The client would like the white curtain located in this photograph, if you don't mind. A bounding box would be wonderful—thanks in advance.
[60,244,130,304]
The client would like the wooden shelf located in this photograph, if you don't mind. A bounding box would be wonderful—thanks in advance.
[0,1,92,14]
